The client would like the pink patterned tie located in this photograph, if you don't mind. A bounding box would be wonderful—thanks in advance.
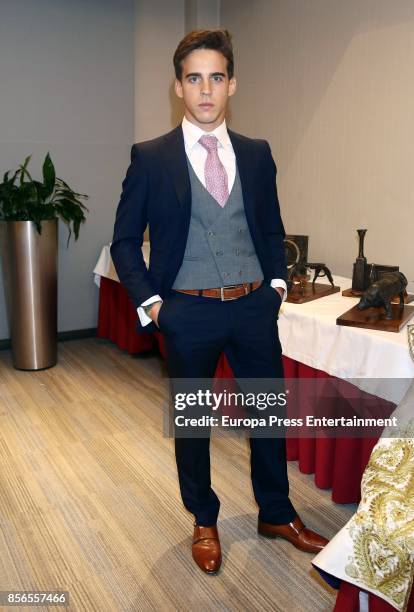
[199,135,229,207]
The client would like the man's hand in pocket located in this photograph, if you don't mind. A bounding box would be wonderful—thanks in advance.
[149,301,163,328]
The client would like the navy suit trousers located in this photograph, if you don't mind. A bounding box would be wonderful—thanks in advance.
[159,282,297,527]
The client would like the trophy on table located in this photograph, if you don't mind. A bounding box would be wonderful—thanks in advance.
[338,229,414,331]
[352,229,368,292]
[343,229,401,297]
[284,235,340,303]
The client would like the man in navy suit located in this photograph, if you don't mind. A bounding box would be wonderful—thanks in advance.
[111,29,328,574]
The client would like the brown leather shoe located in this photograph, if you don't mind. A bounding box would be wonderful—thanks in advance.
[258,515,328,554]
[192,523,222,574]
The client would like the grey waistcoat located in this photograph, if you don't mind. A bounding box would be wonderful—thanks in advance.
[172,159,264,289]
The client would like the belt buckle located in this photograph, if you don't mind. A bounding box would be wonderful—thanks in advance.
[220,284,243,301]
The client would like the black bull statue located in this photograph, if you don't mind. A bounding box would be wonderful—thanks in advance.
[357,271,407,320]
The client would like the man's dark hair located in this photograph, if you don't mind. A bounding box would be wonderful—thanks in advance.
[173,29,234,81]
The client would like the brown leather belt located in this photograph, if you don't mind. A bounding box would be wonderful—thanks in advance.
[175,281,262,301]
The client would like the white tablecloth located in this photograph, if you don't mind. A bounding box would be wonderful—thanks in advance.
[278,277,414,404]
[94,245,414,403]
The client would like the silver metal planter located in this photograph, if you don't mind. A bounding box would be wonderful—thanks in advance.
[1,219,58,370]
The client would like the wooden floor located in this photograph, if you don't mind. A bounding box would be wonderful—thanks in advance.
[0,339,356,611]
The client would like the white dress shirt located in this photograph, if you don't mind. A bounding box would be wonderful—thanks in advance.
[138,116,287,326]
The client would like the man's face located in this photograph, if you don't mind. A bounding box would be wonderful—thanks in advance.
[175,48,236,131]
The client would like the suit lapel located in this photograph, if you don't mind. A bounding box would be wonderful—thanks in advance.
[161,125,191,217]
[228,129,256,230]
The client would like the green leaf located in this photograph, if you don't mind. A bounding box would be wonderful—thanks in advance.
[42,152,55,198]
[21,155,32,171]
[55,177,88,199]
[18,164,33,183]
[53,192,89,211]
[18,155,32,185]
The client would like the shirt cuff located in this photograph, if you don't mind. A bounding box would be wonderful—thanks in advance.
[137,294,163,326]
[270,279,287,302]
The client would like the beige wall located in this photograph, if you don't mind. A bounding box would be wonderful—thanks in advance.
[221,0,414,291]
[186,0,220,31]
[0,0,135,339]
[134,0,185,141]
[134,0,220,142]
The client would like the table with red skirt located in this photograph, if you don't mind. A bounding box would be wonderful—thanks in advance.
[97,275,412,612]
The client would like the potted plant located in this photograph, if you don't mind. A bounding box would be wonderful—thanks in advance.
[0,153,88,370]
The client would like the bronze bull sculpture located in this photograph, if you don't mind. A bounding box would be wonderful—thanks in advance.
[357,271,407,320]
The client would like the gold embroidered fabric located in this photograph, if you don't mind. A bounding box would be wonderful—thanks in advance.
[408,325,414,363]
[344,436,414,611]
[313,378,414,611]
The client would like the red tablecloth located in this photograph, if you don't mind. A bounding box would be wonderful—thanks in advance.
[97,277,408,612]
[335,581,414,611]
[98,276,156,354]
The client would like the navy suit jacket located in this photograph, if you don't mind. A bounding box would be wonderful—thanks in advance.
[110,124,287,334]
